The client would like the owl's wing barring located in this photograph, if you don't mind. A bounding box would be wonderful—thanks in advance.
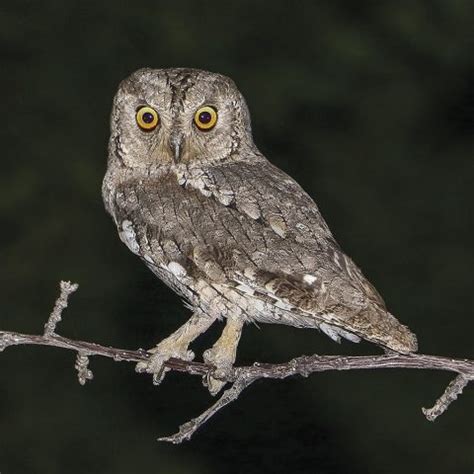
[176,159,417,353]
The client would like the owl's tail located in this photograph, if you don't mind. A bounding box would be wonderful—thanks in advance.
[361,307,418,354]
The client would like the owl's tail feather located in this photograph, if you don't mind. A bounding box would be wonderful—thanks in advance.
[354,307,418,354]
[385,318,418,353]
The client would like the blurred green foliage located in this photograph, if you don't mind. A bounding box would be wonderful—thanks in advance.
[0,1,473,473]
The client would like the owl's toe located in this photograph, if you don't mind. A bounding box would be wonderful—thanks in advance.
[203,347,234,395]
[204,369,231,396]
[135,355,169,385]
[136,345,195,386]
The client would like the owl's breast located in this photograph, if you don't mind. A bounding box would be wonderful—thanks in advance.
[109,175,203,299]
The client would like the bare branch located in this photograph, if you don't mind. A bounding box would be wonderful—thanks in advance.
[75,352,94,385]
[0,281,473,443]
[158,371,257,444]
[44,281,79,336]
[1,326,472,441]
[422,374,470,421]
[1,328,472,379]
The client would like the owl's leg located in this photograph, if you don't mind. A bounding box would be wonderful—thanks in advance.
[136,310,217,385]
[203,316,244,395]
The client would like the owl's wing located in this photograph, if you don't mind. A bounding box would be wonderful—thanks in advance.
[113,158,417,353]
[197,158,417,352]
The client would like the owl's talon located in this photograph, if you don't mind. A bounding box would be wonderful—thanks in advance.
[152,367,168,386]
[135,360,149,373]
[203,347,233,395]
[204,368,231,396]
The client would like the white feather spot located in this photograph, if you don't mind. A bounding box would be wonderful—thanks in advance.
[240,202,261,220]
[236,283,255,295]
[274,299,293,310]
[218,190,234,206]
[268,216,287,238]
[336,328,361,343]
[319,322,361,344]
[188,175,212,197]
[303,274,317,285]
[319,322,341,343]
[119,220,140,254]
[167,261,187,278]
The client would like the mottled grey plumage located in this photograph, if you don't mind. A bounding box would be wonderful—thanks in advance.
[103,68,417,392]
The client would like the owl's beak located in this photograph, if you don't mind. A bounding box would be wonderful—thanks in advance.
[169,130,184,163]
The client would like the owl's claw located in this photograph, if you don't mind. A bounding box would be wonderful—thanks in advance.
[202,346,234,395]
[203,370,232,396]
[136,345,195,386]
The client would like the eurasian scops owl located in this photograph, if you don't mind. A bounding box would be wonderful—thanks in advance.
[102,68,417,394]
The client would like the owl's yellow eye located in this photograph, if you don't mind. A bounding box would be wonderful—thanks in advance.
[136,106,159,131]
[194,106,218,130]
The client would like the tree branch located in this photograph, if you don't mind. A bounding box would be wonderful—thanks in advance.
[1,281,472,443]
[43,280,78,336]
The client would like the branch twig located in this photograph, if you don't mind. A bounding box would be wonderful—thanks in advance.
[1,281,472,443]
[158,371,257,443]
[422,374,470,421]
[44,280,78,336]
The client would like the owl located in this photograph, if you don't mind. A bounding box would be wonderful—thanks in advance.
[102,68,417,394]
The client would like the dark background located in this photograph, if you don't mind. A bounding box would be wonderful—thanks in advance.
[1,1,473,473]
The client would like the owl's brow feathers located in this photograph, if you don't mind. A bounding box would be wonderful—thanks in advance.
[165,69,197,114]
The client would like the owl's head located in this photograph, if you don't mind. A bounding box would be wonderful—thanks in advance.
[108,68,256,171]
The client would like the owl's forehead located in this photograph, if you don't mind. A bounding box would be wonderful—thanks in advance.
[120,68,238,111]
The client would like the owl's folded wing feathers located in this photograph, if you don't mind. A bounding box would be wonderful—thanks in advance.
[204,159,417,352]
[113,158,417,353]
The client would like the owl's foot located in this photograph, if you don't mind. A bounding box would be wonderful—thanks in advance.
[203,317,244,395]
[136,311,217,385]
[203,347,233,395]
[136,340,195,385]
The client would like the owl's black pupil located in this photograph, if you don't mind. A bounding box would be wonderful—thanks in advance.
[142,112,154,123]
[199,111,212,124]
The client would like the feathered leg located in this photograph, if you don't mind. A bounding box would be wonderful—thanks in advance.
[203,316,244,395]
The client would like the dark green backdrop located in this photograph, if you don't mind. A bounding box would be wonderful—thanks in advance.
[1,1,473,473]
